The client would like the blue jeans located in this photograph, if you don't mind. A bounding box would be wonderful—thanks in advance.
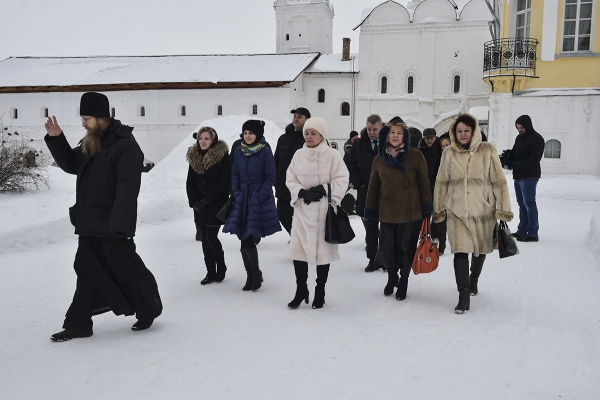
[514,178,539,238]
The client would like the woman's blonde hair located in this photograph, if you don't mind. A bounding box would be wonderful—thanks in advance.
[386,120,408,131]
[197,126,217,141]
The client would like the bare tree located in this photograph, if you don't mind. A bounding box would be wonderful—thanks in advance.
[0,122,51,193]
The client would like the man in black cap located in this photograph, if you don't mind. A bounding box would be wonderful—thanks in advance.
[274,107,311,234]
[44,92,163,342]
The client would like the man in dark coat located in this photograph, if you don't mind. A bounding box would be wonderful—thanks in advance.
[418,128,445,253]
[501,115,545,242]
[274,107,310,234]
[345,114,383,272]
[44,92,162,342]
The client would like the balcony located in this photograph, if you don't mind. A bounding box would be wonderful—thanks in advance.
[483,38,538,79]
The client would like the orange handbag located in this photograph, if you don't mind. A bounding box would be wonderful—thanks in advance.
[412,217,440,275]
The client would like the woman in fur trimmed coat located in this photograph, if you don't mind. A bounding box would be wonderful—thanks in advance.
[223,120,281,292]
[286,117,349,309]
[186,127,231,285]
[433,113,513,314]
[364,117,432,301]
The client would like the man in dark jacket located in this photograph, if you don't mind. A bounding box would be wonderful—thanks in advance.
[274,107,310,234]
[345,114,383,272]
[501,115,545,242]
[44,92,162,342]
[418,128,445,253]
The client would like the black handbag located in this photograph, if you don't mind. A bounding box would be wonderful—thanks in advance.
[216,196,232,223]
[498,220,519,258]
[325,184,355,244]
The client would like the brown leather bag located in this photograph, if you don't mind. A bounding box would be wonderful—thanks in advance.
[412,217,440,275]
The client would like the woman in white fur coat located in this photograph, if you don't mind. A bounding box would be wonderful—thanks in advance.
[433,113,513,314]
[285,117,349,310]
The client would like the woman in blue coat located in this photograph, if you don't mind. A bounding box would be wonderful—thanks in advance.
[223,120,281,291]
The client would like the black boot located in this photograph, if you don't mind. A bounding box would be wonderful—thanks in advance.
[240,249,252,291]
[215,251,227,283]
[396,275,409,301]
[469,254,486,296]
[376,252,397,296]
[201,257,217,285]
[243,247,262,291]
[288,260,309,309]
[454,258,471,314]
[312,264,330,309]
[51,329,93,342]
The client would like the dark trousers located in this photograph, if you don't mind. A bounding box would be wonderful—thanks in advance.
[362,218,380,262]
[63,236,163,332]
[514,178,539,238]
[199,225,223,264]
[276,196,294,235]
[431,219,447,252]
[376,221,420,277]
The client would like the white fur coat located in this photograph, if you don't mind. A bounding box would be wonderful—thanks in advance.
[286,141,350,265]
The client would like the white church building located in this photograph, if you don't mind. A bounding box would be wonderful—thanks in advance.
[0,0,519,167]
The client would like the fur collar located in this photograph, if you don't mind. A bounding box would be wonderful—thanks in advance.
[186,140,229,174]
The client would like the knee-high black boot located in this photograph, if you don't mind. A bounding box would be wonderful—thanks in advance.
[201,257,216,285]
[288,261,309,308]
[240,250,252,291]
[454,258,471,314]
[312,264,330,309]
[243,247,262,291]
[469,255,486,296]
[375,251,397,296]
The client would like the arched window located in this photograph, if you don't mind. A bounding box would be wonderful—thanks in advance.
[252,104,258,115]
[111,108,116,118]
[381,76,388,94]
[453,75,461,94]
[42,107,49,118]
[11,108,18,119]
[544,139,561,159]
[217,105,223,116]
[341,102,350,116]
[181,105,186,116]
[318,89,325,103]
[407,76,414,94]
[140,106,145,117]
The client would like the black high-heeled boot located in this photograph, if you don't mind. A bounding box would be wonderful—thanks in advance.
[312,264,330,309]
[288,260,309,309]
[396,275,409,301]
[201,257,216,285]
[469,254,486,296]
[243,247,262,291]
[215,251,227,283]
[454,258,471,314]
[240,249,252,291]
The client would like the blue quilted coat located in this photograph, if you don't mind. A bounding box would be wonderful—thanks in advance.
[223,137,281,240]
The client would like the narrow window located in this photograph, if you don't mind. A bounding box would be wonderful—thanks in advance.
[453,75,461,94]
[318,89,325,103]
[562,0,593,52]
[407,76,414,94]
[181,106,186,116]
[381,76,388,94]
[252,104,258,115]
[515,0,532,39]
[140,106,145,117]
[286,34,290,41]
[341,102,350,116]
[43,107,49,118]
[111,108,116,118]
[544,139,562,159]
[217,105,223,116]
[12,108,18,119]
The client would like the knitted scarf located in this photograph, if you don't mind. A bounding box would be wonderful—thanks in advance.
[241,141,265,156]
[385,142,405,159]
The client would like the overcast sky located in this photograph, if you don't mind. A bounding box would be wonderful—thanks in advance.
[1,0,413,60]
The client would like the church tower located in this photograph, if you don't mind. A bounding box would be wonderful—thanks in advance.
[274,0,334,54]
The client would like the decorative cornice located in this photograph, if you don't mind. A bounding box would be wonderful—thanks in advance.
[360,22,489,35]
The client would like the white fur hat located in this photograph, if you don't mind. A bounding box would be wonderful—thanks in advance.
[303,117,328,140]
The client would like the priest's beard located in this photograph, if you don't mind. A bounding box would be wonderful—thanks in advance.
[82,119,109,158]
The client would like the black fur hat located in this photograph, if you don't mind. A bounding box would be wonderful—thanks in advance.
[241,120,265,142]
[80,92,110,118]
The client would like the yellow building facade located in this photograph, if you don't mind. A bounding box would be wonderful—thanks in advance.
[485,0,600,175]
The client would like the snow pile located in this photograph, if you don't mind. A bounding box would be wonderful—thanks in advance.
[138,114,283,224]
[586,211,600,264]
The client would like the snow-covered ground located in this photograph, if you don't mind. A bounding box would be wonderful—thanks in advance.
[1,116,600,399]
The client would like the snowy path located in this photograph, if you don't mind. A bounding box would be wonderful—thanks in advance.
[1,175,600,399]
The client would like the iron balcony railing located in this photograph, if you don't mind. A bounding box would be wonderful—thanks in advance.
[483,38,538,78]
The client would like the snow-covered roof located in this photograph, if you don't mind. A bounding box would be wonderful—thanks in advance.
[515,88,600,97]
[0,53,321,89]
[304,53,359,73]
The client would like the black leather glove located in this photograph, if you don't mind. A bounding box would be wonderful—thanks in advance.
[308,185,326,197]
[193,199,208,213]
[298,189,323,205]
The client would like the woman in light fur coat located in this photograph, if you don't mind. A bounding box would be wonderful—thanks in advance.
[433,113,513,314]
[285,117,349,309]
[186,127,231,285]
